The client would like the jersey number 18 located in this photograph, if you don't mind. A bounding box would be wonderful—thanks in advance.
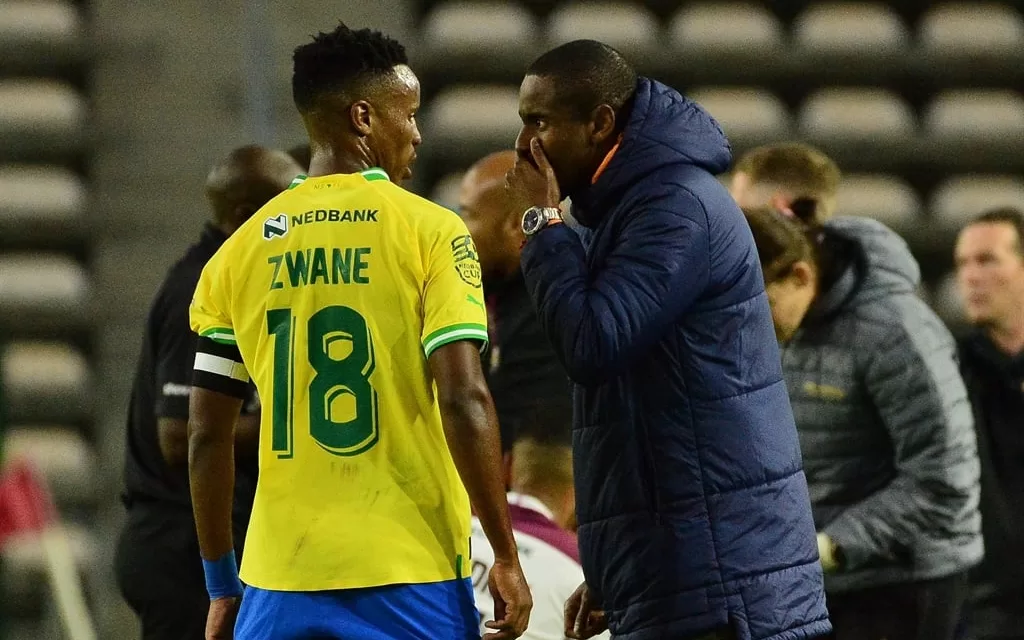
[266,305,379,458]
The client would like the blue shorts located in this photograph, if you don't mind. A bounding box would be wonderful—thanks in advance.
[234,579,480,640]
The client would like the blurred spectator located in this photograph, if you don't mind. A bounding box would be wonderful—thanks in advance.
[114,146,300,640]
[506,40,830,640]
[954,207,1024,640]
[730,143,841,225]
[470,399,603,640]
[459,150,571,453]
[744,205,982,640]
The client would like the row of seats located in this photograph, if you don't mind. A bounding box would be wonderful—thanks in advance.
[420,85,1024,160]
[6,78,1023,163]
[2,341,90,424]
[421,2,1024,59]
[692,87,1024,143]
[0,164,86,236]
[0,0,82,72]
[430,171,1024,233]
[0,79,85,160]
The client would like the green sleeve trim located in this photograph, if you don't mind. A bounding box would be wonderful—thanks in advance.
[199,327,237,345]
[422,323,488,358]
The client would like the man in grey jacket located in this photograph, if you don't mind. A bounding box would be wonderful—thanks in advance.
[741,194,982,638]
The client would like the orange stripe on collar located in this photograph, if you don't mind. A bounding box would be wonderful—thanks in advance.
[591,134,624,185]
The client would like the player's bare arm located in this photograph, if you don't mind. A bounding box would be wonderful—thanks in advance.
[188,385,245,640]
[429,340,533,638]
[188,387,243,560]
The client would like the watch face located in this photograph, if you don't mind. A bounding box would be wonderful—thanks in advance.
[523,209,541,234]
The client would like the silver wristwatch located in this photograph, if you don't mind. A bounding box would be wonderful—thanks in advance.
[521,206,562,236]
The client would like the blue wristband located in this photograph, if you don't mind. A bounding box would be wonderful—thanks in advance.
[202,550,244,599]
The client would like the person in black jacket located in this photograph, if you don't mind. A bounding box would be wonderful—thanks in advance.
[744,205,982,640]
[459,150,572,455]
[954,207,1024,640]
[115,145,300,640]
[505,39,829,640]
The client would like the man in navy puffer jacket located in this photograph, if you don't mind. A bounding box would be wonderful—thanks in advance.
[505,40,831,640]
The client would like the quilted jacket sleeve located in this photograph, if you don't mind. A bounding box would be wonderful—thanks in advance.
[822,312,980,571]
[519,191,710,386]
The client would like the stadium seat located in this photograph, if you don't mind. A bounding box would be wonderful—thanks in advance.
[799,88,916,142]
[0,165,85,229]
[687,87,791,144]
[1,342,89,422]
[0,80,84,158]
[919,3,1024,55]
[430,172,465,212]
[835,174,922,232]
[793,3,908,54]
[3,426,96,506]
[930,175,1024,229]
[421,2,534,63]
[546,3,659,57]
[0,255,89,320]
[422,85,521,150]
[924,90,1024,141]
[669,2,783,54]
[931,272,965,326]
[0,1,80,67]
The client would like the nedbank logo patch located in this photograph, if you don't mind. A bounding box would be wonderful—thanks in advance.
[263,214,288,240]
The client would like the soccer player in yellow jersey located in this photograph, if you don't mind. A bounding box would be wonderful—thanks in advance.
[186,23,532,640]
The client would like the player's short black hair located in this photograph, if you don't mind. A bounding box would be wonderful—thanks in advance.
[512,398,573,448]
[526,39,637,121]
[292,22,408,113]
[972,206,1024,255]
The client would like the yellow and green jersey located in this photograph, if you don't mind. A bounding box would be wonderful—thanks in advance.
[189,168,488,591]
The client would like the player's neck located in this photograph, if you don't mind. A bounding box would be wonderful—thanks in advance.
[307,144,374,178]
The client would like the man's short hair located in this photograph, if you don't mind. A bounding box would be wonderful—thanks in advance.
[526,39,637,121]
[734,143,841,223]
[292,22,407,114]
[970,206,1024,255]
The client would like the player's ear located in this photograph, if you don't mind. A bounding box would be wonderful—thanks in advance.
[351,100,372,137]
[589,104,617,146]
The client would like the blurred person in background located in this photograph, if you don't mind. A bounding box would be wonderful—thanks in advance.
[115,145,301,640]
[471,399,605,640]
[505,39,830,640]
[743,205,982,640]
[955,207,1024,640]
[459,150,571,455]
[730,142,841,225]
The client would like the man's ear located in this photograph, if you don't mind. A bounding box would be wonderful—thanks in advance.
[350,100,372,136]
[589,104,617,145]
[770,192,795,217]
[791,260,816,288]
